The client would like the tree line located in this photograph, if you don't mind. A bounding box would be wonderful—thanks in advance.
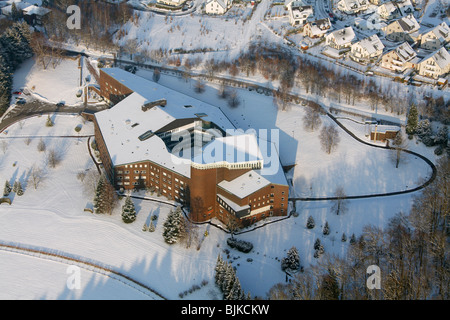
[268,156,449,300]
[0,22,33,117]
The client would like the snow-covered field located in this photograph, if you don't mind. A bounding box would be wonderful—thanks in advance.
[12,57,87,106]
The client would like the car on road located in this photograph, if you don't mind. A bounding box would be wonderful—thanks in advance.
[56,102,65,107]
[13,91,22,95]
[16,98,26,104]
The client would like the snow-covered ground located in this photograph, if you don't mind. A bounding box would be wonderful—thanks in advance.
[0,0,447,300]
[12,57,87,106]
[0,66,440,300]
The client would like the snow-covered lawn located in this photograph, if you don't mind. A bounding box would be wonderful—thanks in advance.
[12,58,86,106]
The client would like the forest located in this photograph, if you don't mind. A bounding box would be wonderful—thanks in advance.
[0,22,33,117]
[267,157,449,300]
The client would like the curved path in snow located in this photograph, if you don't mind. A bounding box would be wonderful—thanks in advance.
[0,241,167,300]
[287,110,437,202]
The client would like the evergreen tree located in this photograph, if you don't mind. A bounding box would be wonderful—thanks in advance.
[93,175,106,213]
[406,104,418,135]
[11,2,20,21]
[162,206,185,244]
[314,238,324,258]
[306,215,315,229]
[122,195,136,223]
[215,255,226,287]
[148,220,155,232]
[281,246,300,272]
[226,277,244,300]
[16,181,24,196]
[349,233,356,244]
[314,238,322,251]
[3,180,11,196]
[46,115,53,127]
[323,221,330,236]
[222,263,236,298]
[341,233,347,242]
[434,126,448,146]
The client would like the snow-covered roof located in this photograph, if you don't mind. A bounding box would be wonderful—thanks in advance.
[422,22,450,43]
[192,133,263,166]
[389,41,417,62]
[396,14,420,33]
[420,47,450,70]
[370,124,400,133]
[206,0,229,9]
[1,1,32,14]
[353,34,384,55]
[216,138,287,199]
[327,27,356,46]
[96,68,239,177]
[306,18,332,36]
[22,5,50,15]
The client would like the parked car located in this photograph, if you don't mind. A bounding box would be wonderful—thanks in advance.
[16,98,26,104]
[56,102,65,107]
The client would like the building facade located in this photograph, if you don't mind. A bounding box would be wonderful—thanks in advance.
[94,68,289,228]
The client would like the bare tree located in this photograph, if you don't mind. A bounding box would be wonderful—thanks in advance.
[1,140,8,154]
[227,89,240,108]
[37,138,46,152]
[82,168,100,197]
[194,80,205,93]
[102,178,118,215]
[391,131,406,169]
[319,124,341,154]
[331,186,348,215]
[303,107,322,132]
[30,165,44,189]
[47,148,62,168]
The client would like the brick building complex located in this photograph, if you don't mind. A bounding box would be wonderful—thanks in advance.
[94,68,289,227]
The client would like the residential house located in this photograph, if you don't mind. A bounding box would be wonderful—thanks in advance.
[416,47,450,79]
[337,0,369,15]
[288,2,313,27]
[377,1,401,20]
[382,14,420,43]
[369,0,388,4]
[396,0,414,16]
[303,18,332,38]
[22,5,50,26]
[419,22,450,51]
[205,0,232,15]
[350,34,385,63]
[380,41,418,73]
[156,0,186,7]
[1,1,32,17]
[325,27,356,51]
[369,125,400,142]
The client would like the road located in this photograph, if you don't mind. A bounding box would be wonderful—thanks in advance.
[0,96,108,133]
